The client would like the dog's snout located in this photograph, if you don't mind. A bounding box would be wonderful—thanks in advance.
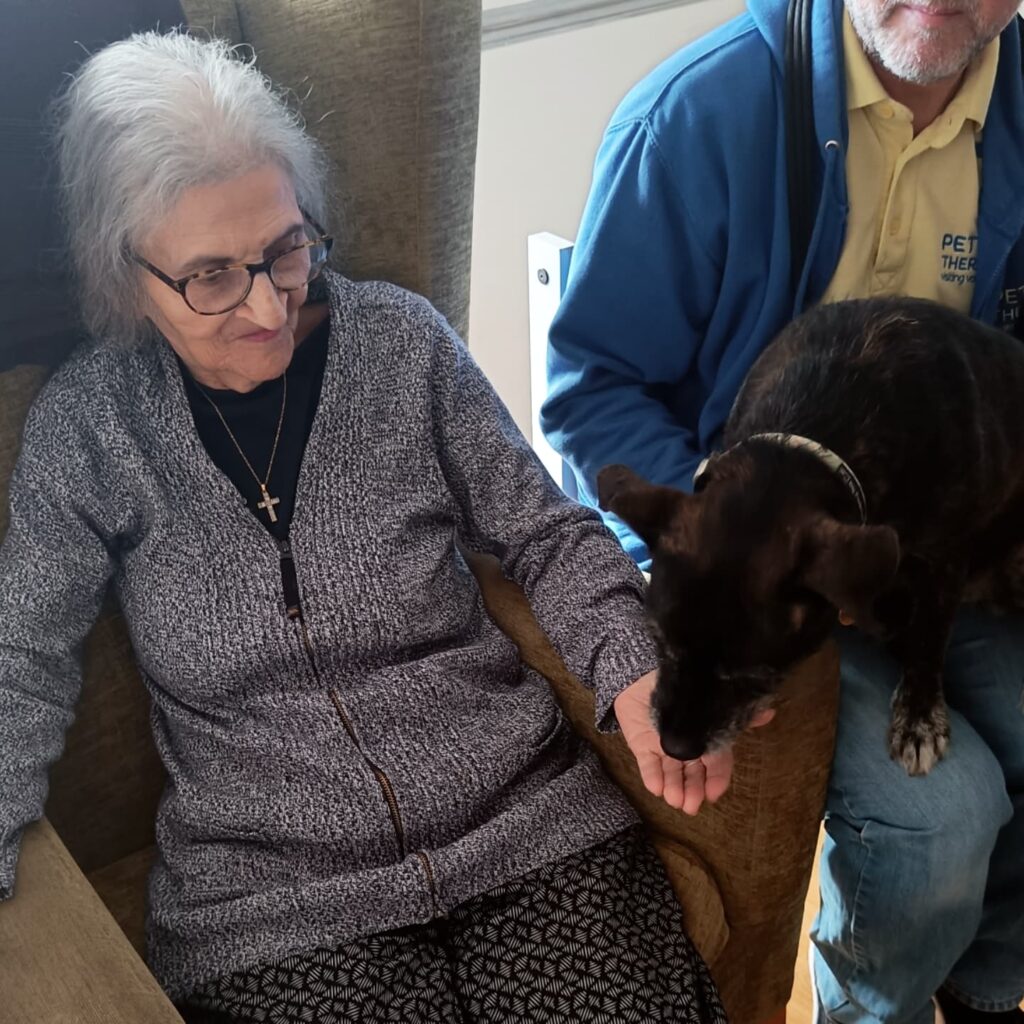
[659,733,706,762]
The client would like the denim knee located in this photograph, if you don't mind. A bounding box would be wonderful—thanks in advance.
[834,626,1013,848]
[833,725,1011,856]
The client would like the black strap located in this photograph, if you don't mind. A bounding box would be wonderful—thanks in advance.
[784,0,815,295]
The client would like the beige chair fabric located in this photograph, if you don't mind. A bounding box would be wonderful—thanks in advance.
[182,0,481,339]
[2,820,182,1024]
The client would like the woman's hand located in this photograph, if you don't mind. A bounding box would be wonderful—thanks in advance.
[613,671,775,816]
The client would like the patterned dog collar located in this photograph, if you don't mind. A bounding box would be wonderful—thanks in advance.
[693,432,868,524]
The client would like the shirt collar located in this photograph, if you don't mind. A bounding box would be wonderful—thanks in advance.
[955,35,1000,129]
[843,9,888,112]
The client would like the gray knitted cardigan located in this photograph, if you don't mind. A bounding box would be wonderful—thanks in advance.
[0,272,658,1000]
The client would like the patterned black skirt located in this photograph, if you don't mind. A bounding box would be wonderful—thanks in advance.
[177,825,728,1024]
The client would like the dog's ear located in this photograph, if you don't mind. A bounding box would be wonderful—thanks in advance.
[596,464,691,550]
[799,517,900,624]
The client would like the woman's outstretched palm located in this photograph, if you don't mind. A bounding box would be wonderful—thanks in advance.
[614,671,775,815]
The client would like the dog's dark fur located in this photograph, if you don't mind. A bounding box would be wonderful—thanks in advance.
[599,297,1024,774]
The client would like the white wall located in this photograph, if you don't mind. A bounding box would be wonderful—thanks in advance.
[468,0,745,438]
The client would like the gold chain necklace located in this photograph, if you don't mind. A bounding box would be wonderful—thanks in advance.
[197,374,288,523]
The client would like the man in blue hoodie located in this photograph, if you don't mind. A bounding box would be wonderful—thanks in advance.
[542,0,1024,1020]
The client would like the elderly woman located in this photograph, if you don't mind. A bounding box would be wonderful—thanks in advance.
[0,32,736,1024]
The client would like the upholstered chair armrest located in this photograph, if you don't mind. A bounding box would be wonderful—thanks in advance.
[0,818,184,1024]
[468,550,840,1024]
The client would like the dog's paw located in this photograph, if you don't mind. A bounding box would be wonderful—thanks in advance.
[888,689,950,776]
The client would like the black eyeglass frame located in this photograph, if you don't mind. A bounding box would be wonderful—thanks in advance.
[133,215,334,316]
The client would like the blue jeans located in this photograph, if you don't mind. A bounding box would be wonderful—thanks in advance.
[811,607,1024,1023]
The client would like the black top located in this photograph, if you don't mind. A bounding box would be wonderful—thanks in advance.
[180,316,330,541]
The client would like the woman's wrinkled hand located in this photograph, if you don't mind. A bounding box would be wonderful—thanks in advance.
[613,671,775,816]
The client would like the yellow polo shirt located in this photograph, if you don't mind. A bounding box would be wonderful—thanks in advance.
[821,11,999,311]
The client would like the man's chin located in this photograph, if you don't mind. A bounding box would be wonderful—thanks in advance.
[875,40,976,85]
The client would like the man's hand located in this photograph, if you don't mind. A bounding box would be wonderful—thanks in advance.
[613,671,775,815]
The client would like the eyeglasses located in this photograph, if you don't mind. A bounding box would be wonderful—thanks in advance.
[134,220,334,316]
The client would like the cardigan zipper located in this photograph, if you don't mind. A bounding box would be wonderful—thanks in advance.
[415,851,440,918]
[276,538,438,908]
[325,687,407,858]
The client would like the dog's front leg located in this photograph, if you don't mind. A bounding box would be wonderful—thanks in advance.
[886,557,965,776]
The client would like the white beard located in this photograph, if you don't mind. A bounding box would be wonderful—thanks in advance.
[844,0,999,85]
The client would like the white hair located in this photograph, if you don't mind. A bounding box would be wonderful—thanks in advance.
[53,30,331,347]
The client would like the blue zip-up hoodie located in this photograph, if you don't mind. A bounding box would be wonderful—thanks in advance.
[542,0,1024,568]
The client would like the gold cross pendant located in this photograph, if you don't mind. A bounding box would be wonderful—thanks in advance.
[257,484,281,523]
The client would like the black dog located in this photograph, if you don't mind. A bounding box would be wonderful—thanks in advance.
[599,296,1024,775]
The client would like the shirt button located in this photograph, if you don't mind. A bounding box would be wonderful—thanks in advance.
[879,103,895,119]
[889,218,901,235]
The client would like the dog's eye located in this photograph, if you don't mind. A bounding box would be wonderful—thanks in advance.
[789,601,809,631]
[781,582,828,633]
